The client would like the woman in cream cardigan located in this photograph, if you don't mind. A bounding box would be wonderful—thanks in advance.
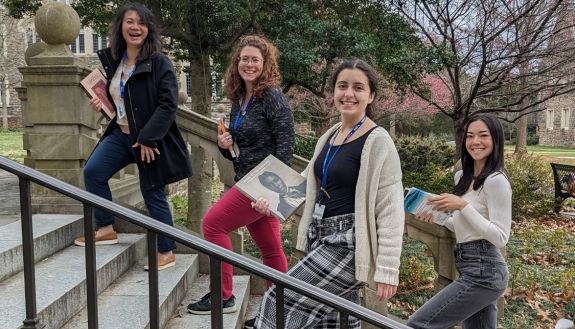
[249,58,405,329]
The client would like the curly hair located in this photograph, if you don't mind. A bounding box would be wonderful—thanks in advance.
[224,35,281,101]
[108,2,162,63]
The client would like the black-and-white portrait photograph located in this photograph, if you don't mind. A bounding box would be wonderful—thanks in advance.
[235,155,306,221]
[258,171,306,220]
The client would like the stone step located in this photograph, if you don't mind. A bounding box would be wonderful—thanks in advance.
[0,215,19,228]
[166,274,251,329]
[244,293,264,325]
[0,214,83,282]
[61,254,199,329]
[0,233,145,329]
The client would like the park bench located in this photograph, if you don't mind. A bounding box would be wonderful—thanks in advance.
[550,163,575,212]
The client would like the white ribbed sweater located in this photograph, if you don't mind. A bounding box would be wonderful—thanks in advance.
[443,171,512,249]
[296,124,405,286]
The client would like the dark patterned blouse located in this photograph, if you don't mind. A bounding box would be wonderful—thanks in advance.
[220,87,295,182]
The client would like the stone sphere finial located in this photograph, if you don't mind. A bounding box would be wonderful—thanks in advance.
[34,2,80,46]
[24,42,48,65]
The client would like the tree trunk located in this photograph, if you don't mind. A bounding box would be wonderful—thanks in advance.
[453,115,466,161]
[188,54,212,116]
[186,54,214,232]
[515,60,530,153]
[389,113,396,139]
[515,113,528,152]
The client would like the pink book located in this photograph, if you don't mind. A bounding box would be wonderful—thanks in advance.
[80,68,116,121]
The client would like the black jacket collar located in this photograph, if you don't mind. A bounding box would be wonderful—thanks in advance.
[97,47,153,79]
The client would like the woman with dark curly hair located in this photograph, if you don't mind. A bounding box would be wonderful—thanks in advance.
[74,2,191,271]
[187,35,294,315]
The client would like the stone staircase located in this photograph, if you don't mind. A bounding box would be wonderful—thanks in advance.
[0,214,252,329]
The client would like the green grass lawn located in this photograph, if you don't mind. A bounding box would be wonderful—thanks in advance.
[0,129,25,163]
[505,145,575,156]
[505,145,575,165]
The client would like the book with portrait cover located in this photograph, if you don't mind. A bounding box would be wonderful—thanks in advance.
[80,68,116,121]
[235,154,306,222]
[404,187,451,225]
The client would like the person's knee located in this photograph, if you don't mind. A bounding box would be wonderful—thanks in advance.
[201,212,223,236]
[83,163,105,187]
[259,243,285,259]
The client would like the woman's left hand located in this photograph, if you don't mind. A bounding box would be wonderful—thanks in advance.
[376,283,397,301]
[427,193,468,212]
[132,143,160,163]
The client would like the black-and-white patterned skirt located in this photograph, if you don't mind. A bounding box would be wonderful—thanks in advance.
[254,213,365,329]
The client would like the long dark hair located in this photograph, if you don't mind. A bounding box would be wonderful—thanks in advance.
[225,35,281,101]
[329,58,378,119]
[108,2,162,63]
[454,114,506,196]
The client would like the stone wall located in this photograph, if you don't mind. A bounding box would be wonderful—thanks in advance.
[5,106,22,128]
[1,6,27,128]
[538,93,575,147]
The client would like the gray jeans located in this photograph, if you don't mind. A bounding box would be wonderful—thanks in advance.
[407,239,508,329]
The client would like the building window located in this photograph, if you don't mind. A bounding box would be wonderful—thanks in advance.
[185,71,192,100]
[1,24,7,58]
[561,109,571,129]
[0,78,10,106]
[213,78,223,100]
[546,109,554,130]
[26,28,41,46]
[70,29,85,54]
[92,34,108,52]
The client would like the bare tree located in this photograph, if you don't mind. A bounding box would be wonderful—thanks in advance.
[390,0,575,152]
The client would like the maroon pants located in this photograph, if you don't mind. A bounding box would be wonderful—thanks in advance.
[202,187,288,299]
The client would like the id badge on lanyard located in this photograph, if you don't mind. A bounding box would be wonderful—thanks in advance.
[232,95,255,159]
[313,203,326,220]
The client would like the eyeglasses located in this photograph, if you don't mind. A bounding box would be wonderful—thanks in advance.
[239,56,263,65]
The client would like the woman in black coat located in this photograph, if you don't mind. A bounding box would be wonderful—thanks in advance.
[74,2,191,271]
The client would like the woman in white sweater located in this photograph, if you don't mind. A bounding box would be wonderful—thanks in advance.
[249,58,405,329]
[407,114,512,329]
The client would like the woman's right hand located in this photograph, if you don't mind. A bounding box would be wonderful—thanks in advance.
[415,212,434,224]
[89,97,102,113]
[217,132,233,149]
[251,198,272,216]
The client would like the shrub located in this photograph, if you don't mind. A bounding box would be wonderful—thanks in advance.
[403,163,454,195]
[294,135,318,160]
[398,236,436,291]
[527,129,539,146]
[395,136,455,173]
[505,151,555,219]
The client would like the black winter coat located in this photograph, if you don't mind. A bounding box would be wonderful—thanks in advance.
[96,48,192,190]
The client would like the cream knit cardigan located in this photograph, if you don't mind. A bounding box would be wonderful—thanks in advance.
[296,124,405,287]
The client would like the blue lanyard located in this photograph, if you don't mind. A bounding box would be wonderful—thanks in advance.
[320,115,367,198]
[232,95,254,143]
[119,52,134,99]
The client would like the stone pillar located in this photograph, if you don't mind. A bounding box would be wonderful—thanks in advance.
[18,3,98,213]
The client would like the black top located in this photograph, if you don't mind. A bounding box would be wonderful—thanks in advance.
[313,127,377,218]
[220,87,295,181]
[97,48,192,190]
